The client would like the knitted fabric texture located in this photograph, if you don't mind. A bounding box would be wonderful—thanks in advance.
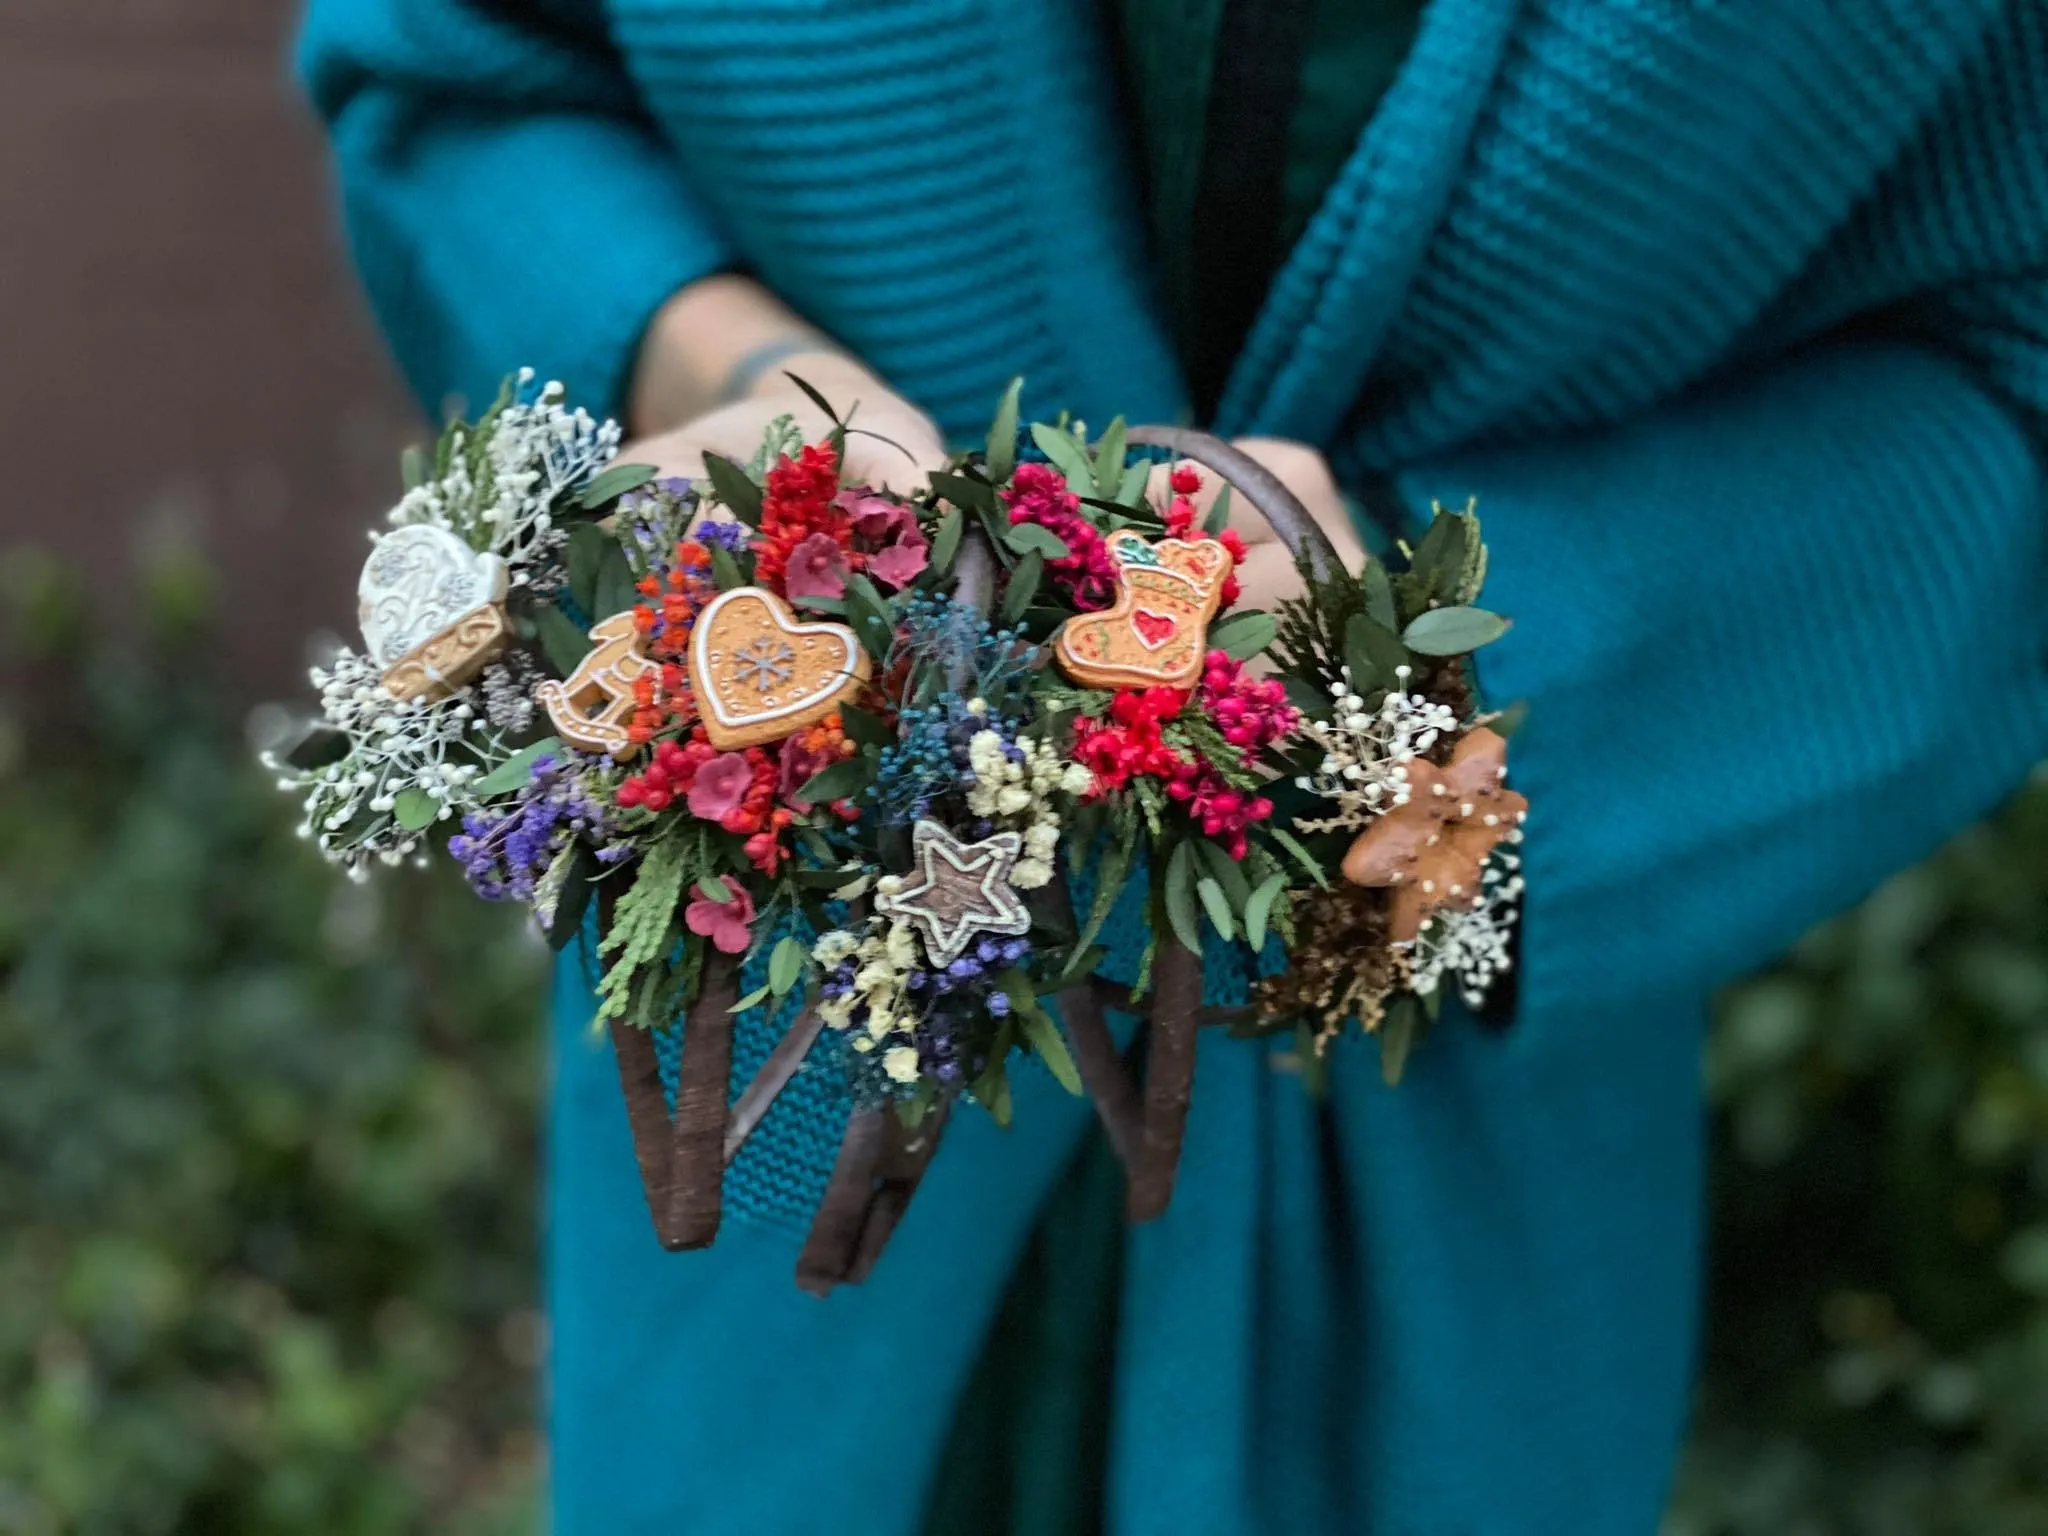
[302,3,2048,1532]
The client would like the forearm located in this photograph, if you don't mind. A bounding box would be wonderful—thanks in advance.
[628,274,885,437]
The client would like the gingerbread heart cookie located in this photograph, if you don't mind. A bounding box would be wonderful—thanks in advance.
[1052,531,1233,690]
[689,587,871,749]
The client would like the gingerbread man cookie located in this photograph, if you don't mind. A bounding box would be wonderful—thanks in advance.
[1052,531,1233,690]
[689,587,871,750]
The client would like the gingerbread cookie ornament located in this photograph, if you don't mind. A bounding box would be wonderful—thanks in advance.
[1340,727,1528,940]
[358,524,511,701]
[537,612,658,759]
[876,821,1032,966]
[1052,531,1232,690]
[690,587,870,750]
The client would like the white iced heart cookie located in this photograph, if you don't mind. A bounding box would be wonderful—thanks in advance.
[358,524,511,700]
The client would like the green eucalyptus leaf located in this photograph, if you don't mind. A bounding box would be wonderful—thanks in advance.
[1163,840,1204,955]
[1244,873,1286,952]
[1195,876,1237,942]
[1408,509,1468,604]
[401,443,428,492]
[1194,837,1252,911]
[1380,994,1423,1085]
[1118,459,1152,507]
[1344,611,1410,692]
[576,461,657,510]
[1000,970,1082,1095]
[927,471,997,514]
[1004,522,1072,560]
[1209,609,1277,662]
[566,523,609,615]
[768,935,807,997]
[1402,605,1510,656]
[729,983,774,1014]
[1281,675,1333,719]
[594,542,639,620]
[1092,417,1127,502]
[472,736,564,796]
[542,843,599,950]
[697,875,733,903]
[986,377,1024,483]
[1203,481,1233,537]
[533,603,594,674]
[837,704,892,747]
[1030,422,1095,491]
[702,452,763,528]
[981,1062,1014,1127]
[1001,551,1044,623]
[783,372,844,424]
[930,506,965,579]
[798,755,875,806]
[393,787,440,832]
[842,578,892,662]
[1361,559,1398,631]
[709,543,747,592]
[282,725,350,772]
[1487,699,1530,739]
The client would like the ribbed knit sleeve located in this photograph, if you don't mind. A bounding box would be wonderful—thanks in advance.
[1285,0,2048,1027]
[1399,321,2048,1024]
[297,0,733,418]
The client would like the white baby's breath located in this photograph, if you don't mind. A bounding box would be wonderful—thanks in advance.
[1293,669,1458,835]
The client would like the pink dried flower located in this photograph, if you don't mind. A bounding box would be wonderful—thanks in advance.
[1199,649,1300,760]
[867,535,929,589]
[687,751,754,822]
[1002,462,1120,610]
[835,488,916,544]
[784,531,850,600]
[684,881,756,955]
[1163,766,1274,861]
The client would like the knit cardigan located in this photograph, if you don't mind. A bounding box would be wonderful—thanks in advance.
[299,3,2048,1532]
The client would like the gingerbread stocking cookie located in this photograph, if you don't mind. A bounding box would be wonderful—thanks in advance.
[1052,531,1233,690]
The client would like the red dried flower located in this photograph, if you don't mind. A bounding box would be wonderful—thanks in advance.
[754,443,849,594]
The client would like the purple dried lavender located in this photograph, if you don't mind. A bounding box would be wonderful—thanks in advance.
[447,753,616,903]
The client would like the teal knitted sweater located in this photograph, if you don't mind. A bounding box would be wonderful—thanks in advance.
[299,3,2048,1531]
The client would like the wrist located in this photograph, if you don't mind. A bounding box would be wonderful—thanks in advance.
[629,273,852,435]
[738,348,882,407]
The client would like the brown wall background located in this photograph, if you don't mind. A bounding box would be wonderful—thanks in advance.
[0,0,416,704]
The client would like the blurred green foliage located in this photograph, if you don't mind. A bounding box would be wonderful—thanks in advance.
[0,551,545,1535]
[3,546,2045,1533]
[1672,772,2048,1535]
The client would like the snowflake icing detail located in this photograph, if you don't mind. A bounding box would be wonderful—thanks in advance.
[732,636,796,692]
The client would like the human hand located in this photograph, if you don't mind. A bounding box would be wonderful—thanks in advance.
[623,274,946,495]
[620,351,948,495]
[1145,438,1366,611]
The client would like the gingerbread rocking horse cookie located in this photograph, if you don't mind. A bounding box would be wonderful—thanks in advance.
[536,612,656,760]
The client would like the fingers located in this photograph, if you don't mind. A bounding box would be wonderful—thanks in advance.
[617,396,949,499]
[1141,437,1366,606]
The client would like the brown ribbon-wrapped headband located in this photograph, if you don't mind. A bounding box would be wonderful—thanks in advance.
[609,430,1340,1291]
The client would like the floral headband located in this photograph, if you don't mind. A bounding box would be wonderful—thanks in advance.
[270,372,1525,1292]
